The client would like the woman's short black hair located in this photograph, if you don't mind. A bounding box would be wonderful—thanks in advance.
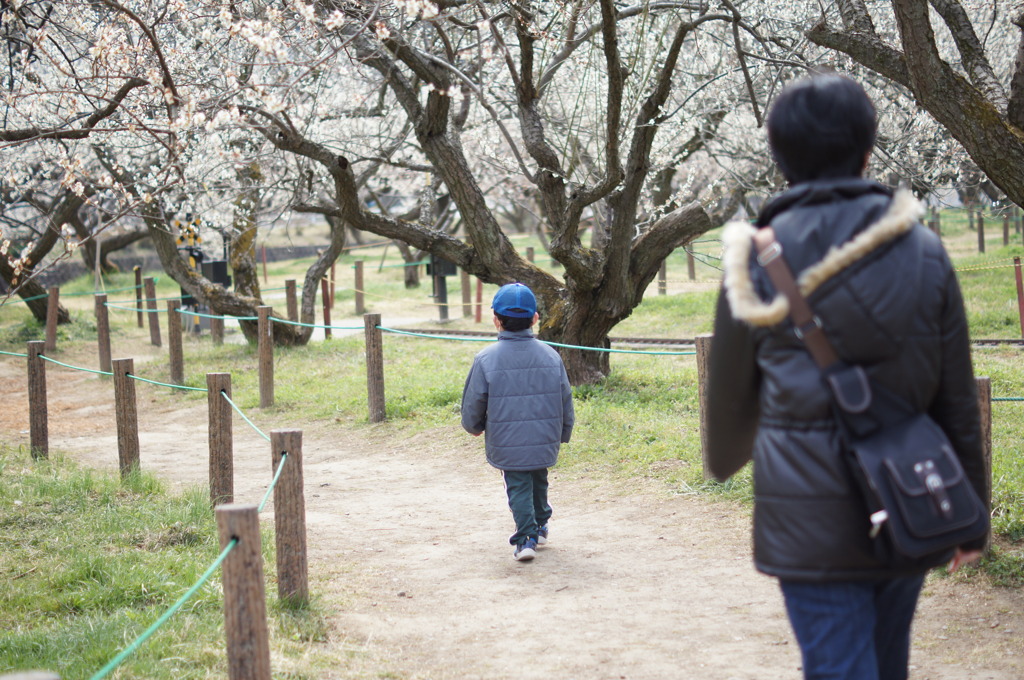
[496,313,534,332]
[766,73,877,185]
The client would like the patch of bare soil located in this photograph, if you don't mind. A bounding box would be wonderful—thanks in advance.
[1,349,1021,680]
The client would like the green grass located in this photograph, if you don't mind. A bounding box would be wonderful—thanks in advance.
[0,446,336,679]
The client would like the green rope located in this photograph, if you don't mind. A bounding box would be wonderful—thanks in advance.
[128,373,208,392]
[688,250,723,272]
[138,295,185,303]
[48,285,147,298]
[356,259,428,269]
[378,327,495,343]
[0,349,28,357]
[39,355,114,377]
[376,327,697,355]
[0,283,144,305]
[993,397,1024,402]
[539,340,697,356]
[104,303,153,313]
[182,310,258,321]
[269,316,363,331]
[88,539,237,680]
[220,391,271,441]
[258,453,288,513]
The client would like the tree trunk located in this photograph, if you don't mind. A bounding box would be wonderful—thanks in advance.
[230,163,263,299]
[393,241,421,288]
[0,255,70,324]
[542,295,616,384]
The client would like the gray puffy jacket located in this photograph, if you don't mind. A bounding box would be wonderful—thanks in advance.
[461,329,575,471]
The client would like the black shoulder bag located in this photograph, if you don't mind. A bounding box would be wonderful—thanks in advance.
[752,228,989,564]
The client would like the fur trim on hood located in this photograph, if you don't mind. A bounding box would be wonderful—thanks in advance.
[722,189,924,327]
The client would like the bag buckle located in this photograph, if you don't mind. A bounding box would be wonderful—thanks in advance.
[756,241,783,266]
[915,460,954,519]
[794,315,823,340]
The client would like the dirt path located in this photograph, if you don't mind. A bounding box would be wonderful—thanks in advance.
[1,351,1021,679]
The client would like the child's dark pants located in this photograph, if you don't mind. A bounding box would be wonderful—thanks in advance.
[502,468,552,546]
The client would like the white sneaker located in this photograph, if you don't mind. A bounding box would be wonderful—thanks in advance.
[536,525,549,546]
[513,538,538,561]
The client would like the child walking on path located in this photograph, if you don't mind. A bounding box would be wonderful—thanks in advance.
[461,283,575,562]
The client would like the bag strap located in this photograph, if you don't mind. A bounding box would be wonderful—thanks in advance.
[751,227,840,369]
[753,227,883,430]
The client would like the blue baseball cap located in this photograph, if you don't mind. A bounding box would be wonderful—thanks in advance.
[492,283,537,318]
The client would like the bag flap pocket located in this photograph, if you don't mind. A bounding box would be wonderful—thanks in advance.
[882,445,966,497]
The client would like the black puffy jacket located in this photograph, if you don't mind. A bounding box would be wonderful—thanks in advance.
[706,178,987,582]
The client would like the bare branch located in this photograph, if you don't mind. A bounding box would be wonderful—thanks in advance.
[835,0,878,35]
[577,0,624,204]
[806,21,911,87]
[1010,12,1024,129]
[928,0,1007,108]
[99,1,180,110]
[536,2,709,92]
[0,77,147,142]
[721,0,763,127]
[414,50,534,178]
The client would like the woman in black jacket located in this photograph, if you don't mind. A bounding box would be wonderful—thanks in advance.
[706,74,987,680]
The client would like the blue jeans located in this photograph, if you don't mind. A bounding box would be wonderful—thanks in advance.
[779,575,926,680]
[502,469,551,546]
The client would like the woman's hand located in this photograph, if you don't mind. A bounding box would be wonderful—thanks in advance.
[948,548,983,573]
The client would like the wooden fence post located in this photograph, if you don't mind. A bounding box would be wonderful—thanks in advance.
[354,260,365,315]
[1004,213,1010,247]
[658,260,667,295]
[211,315,224,346]
[168,300,184,386]
[216,504,272,680]
[208,373,233,507]
[461,270,472,317]
[27,341,47,459]
[144,277,161,347]
[975,376,992,551]
[258,306,274,408]
[526,246,535,263]
[270,429,308,603]
[261,244,268,283]
[285,280,298,322]
[934,208,941,238]
[687,249,696,281]
[44,287,59,353]
[977,211,985,253]
[1014,257,1024,339]
[330,260,336,309]
[134,266,144,327]
[95,294,112,374]
[320,278,332,339]
[364,313,386,423]
[112,358,140,477]
[475,278,483,323]
[695,334,713,480]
